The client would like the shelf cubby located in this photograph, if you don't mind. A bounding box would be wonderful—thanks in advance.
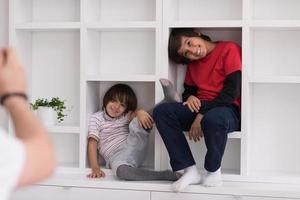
[51,132,80,168]
[15,30,80,126]
[86,81,156,169]
[86,29,156,78]
[249,83,300,178]
[252,0,300,20]
[250,28,300,77]
[164,0,242,22]
[14,0,80,23]
[86,0,156,22]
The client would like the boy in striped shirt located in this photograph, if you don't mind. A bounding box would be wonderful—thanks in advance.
[87,80,180,181]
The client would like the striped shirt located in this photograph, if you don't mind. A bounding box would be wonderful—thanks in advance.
[88,110,130,161]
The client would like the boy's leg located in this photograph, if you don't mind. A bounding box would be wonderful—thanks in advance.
[116,117,179,181]
[153,102,201,192]
[201,105,240,187]
[159,78,181,102]
[116,164,179,181]
[125,117,150,166]
[148,79,180,117]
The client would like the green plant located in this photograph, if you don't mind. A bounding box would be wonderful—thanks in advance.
[30,97,67,123]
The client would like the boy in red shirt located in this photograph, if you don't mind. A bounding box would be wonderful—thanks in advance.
[154,28,241,191]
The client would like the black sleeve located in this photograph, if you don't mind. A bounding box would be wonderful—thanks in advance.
[199,70,241,114]
[182,83,198,102]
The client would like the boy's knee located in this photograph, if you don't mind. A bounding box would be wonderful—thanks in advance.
[153,103,172,120]
[201,112,227,132]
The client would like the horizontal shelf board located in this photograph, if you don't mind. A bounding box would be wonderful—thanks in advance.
[228,131,242,138]
[15,22,80,30]
[38,171,300,198]
[249,20,300,29]
[86,74,156,82]
[86,21,157,30]
[184,131,242,139]
[46,125,80,134]
[249,76,300,83]
[168,20,243,28]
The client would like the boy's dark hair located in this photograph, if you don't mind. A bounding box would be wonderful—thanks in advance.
[168,28,212,64]
[102,84,137,113]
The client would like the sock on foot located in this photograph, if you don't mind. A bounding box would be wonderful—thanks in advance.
[159,78,180,102]
[203,168,222,187]
[147,79,180,117]
[171,165,201,192]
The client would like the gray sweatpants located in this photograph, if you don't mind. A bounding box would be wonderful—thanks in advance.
[107,117,149,175]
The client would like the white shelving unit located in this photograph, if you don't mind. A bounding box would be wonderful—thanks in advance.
[8,0,300,199]
[246,0,300,182]
[9,0,161,173]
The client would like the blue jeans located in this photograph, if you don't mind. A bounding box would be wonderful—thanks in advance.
[153,102,240,172]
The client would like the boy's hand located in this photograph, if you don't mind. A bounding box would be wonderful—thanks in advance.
[87,167,105,178]
[188,114,203,142]
[136,109,153,129]
[183,95,201,113]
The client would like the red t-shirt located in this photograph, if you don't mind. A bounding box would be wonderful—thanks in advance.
[184,41,242,107]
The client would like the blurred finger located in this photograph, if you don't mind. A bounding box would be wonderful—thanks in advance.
[148,116,154,123]
[193,132,197,142]
[142,121,148,129]
[187,104,194,112]
[192,101,199,111]
[5,48,17,67]
[188,132,192,140]
[191,103,198,112]
[138,121,143,128]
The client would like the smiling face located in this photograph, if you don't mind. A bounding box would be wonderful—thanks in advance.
[177,36,208,61]
[105,99,127,118]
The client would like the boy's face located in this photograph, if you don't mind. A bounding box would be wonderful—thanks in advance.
[177,36,207,61]
[105,100,127,118]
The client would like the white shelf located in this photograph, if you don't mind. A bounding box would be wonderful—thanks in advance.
[87,22,158,30]
[15,22,80,30]
[164,0,242,21]
[86,30,155,77]
[86,0,155,22]
[34,172,300,199]
[252,0,300,21]
[168,20,243,28]
[8,0,300,189]
[86,75,156,82]
[249,84,300,178]
[228,131,242,139]
[249,20,300,29]
[249,76,300,84]
[250,29,300,77]
[46,125,80,134]
[13,0,80,23]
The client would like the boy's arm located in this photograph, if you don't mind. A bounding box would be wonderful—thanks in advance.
[87,137,105,178]
[0,48,56,187]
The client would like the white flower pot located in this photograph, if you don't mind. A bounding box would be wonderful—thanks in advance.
[37,107,56,126]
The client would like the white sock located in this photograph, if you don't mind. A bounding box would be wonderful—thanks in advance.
[171,165,201,192]
[203,168,222,187]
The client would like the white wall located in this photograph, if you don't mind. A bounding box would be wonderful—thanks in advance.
[0,0,8,46]
[0,0,9,129]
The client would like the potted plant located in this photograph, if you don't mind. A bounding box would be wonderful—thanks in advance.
[30,97,67,125]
